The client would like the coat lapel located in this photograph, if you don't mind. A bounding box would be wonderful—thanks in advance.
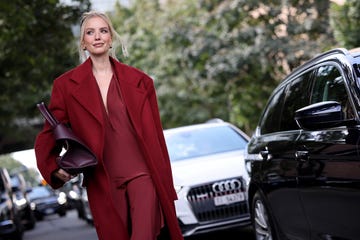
[113,59,147,138]
[68,57,148,137]
[70,59,104,125]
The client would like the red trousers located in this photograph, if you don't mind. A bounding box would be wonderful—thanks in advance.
[111,174,163,240]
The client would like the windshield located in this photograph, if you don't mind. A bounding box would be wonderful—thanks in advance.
[165,125,248,161]
[28,187,52,200]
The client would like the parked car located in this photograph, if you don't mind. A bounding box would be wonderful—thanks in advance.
[28,186,67,221]
[164,120,251,237]
[246,48,360,240]
[0,168,24,240]
[10,173,36,230]
[79,187,93,224]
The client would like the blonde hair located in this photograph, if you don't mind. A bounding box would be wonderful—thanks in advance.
[78,11,128,62]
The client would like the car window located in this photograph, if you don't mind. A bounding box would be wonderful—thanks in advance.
[28,187,52,200]
[0,176,5,192]
[165,125,248,161]
[310,65,354,119]
[11,177,20,187]
[280,71,312,131]
[259,86,286,134]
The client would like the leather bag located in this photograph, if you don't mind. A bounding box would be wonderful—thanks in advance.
[37,102,98,175]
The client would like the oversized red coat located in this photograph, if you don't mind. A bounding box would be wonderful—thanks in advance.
[34,57,183,240]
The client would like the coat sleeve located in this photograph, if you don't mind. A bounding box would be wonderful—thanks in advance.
[146,81,178,200]
[34,79,68,189]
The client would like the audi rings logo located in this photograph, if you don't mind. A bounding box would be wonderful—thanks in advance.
[212,179,242,193]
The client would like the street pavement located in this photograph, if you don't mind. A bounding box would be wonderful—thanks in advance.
[23,210,98,240]
[23,209,254,240]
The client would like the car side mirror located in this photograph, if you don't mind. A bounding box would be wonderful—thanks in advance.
[295,101,345,130]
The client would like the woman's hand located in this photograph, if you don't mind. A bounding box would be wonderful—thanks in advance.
[53,168,74,183]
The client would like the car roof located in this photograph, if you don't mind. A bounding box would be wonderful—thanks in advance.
[348,47,360,58]
[164,122,230,133]
[272,47,360,92]
[164,121,250,140]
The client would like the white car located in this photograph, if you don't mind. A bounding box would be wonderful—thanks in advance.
[164,120,251,237]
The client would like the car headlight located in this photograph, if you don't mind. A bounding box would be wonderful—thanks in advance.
[68,190,79,200]
[57,192,67,205]
[30,202,36,210]
[15,198,27,207]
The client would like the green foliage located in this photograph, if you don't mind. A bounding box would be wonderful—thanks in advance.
[0,0,342,153]
[0,154,40,186]
[330,0,360,49]
[0,154,23,170]
[112,0,334,134]
[0,0,90,153]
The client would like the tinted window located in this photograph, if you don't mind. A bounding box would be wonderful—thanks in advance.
[165,125,248,161]
[259,86,286,134]
[311,65,354,119]
[280,71,312,131]
[0,176,4,192]
[11,177,20,188]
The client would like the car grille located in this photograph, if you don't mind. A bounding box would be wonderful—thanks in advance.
[37,202,58,210]
[186,178,248,223]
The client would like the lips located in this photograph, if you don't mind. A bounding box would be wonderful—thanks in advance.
[93,43,104,47]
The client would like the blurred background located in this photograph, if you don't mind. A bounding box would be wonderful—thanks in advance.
[0,0,359,215]
[0,0,359,239]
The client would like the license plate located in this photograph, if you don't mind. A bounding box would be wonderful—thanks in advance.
[214,192,245,206]
[45,208,54,214]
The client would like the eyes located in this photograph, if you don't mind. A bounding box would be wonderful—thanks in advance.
[85,28,110,36]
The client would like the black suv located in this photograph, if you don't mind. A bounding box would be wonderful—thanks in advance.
[0,168,24,240]
[246,48,360,240]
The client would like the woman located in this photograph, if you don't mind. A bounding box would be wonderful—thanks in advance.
[34,11,183,240]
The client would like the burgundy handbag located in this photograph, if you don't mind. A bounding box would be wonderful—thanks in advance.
[37,102,98,175]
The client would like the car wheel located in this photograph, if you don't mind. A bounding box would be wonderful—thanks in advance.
[24,207,36,230]
[58,209,66,217]
[252,191,275,240]
[35,214,44,221]
[8,214,24,240]
[76,201,85,219]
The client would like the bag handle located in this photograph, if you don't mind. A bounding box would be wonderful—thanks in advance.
[37,102,59,128]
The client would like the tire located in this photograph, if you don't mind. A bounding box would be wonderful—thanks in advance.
[7,214,24,240]
[58,209,67,217]
[76,201,85,219]
[252,191,276,240]
[24,207,36,230]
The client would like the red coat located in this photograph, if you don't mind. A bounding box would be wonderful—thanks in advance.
[34,58,183,240]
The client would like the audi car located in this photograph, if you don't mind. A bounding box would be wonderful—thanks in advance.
[164,120,251,237]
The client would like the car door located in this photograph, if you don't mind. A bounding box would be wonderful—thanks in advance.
[249,71,313,240]
[296,63,360,240]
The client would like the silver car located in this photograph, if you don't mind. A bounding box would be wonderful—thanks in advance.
[164,120,251,237]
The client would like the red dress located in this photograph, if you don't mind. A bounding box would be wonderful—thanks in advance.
[101,74,163,239]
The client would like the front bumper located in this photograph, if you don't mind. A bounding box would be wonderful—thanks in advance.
[175,177,251,237]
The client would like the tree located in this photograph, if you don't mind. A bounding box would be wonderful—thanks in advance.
[330,0,360,49]
[0,0,90,153]
[0,154,40,186]
[111,0,335,134]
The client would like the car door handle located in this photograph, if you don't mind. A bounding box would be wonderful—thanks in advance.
[295,150,309,162]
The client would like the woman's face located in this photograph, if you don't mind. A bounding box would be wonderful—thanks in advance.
[82,16,112,57]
